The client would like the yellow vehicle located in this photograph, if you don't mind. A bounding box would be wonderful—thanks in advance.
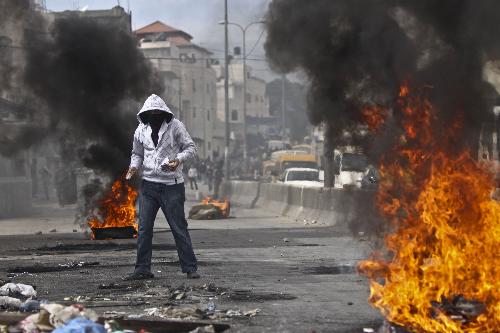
[275,154,318,175]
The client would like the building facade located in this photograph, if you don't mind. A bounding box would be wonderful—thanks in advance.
[135,21,217,160]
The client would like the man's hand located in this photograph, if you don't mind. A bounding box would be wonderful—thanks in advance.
[162,158,180,172]
[126,167,138,180]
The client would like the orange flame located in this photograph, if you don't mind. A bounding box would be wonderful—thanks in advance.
[201,197,230,218]
[87,178,138,238]
[359,83,500,332]
[362,105,389,133]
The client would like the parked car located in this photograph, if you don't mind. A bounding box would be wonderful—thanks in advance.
[279,168,323,187]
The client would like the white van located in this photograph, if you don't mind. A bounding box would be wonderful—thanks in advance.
[333,151,369,188]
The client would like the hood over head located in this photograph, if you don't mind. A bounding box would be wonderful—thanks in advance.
[137,94,174,124]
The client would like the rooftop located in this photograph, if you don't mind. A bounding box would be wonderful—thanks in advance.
[134,20,193,40]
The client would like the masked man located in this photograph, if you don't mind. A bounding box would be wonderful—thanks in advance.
[124,94,199,280]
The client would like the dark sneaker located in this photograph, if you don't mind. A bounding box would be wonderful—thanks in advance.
[186,271,200,279]
[122,272,154,281]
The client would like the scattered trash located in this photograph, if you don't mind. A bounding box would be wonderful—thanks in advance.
[52,317,106,333]
[243,309,260,317]
[20,299,41,312]
[98,283,129,290]
[311,220,317,224]
[0,296,22,310]
[207,298,216,314]
[189,325,216,333]
[64,296,91,303]
[143,306,206,320]
[282,238,289,243]
[224,308,260,318]
[8,261,100,274]
[175,292,186,300]
[363,329,375,333]
[0,283,37,298]
[19,303,100,333]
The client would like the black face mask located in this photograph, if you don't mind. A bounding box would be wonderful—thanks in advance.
[142,112,172,127]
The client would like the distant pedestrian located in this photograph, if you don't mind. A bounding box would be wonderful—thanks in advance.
[206,164,214,192]
[39,167,51,200]
[214,160,224,199]
[188,166,198,190]
[124,94,199,280]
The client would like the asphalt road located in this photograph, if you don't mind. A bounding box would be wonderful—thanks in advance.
[0,186,382,333]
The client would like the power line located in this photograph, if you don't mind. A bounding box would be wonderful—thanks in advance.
[246,28,265,58]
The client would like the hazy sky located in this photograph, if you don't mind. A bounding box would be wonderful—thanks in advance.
[45,0,277,79]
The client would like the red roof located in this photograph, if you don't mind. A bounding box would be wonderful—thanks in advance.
[134,20,193,39]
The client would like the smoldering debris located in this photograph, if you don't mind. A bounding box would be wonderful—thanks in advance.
[264,0,500,153]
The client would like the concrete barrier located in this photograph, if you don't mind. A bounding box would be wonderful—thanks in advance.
[221,180,260,209]
[255,183,290,215]
[0,177,32,218]
[226,180,381,232]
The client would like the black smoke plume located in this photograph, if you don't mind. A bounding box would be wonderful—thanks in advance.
[1,0,162,179]
[24,14,162,178]
[264,0,500,156]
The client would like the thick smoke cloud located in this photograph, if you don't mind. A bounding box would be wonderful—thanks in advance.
[24,14,162,178]
[0,0,162,179]
[264,0,500,153]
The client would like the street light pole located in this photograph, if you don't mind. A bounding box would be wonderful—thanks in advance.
[281,73,286,143]
[224,0,230,182]
[242,27,248,171]
[219,20,265,174]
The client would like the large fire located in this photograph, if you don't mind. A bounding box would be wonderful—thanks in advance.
[358,84,500,332]
[362,105,389,134]
[87,178,138,239]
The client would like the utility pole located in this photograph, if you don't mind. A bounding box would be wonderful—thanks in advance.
[281,74,286,143]
[218,20,265,174]
[242,28,248,172]
[224,0,231,182]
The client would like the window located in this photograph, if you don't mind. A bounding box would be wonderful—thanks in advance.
[231,110,238,121]
[193,107,196,118]
[207,109,210,121]
[192,79,196,92]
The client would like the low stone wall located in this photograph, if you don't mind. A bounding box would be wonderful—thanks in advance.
[225,180,381,232]
[0,177,32,218]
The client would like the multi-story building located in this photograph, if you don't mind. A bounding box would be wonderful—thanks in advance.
[135,21,217,160]
[213,61,272,158]
[48,5,131,32]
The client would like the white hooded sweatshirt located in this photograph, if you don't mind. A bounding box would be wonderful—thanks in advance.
[130,94,197,185]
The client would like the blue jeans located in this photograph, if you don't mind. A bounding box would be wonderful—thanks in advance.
[135,180,197,274]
